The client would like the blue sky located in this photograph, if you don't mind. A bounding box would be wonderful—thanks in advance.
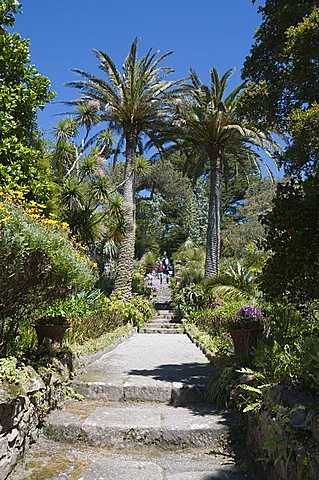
[15,1,261,133]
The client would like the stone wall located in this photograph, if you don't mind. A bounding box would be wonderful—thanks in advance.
[0,362,67,480]
[246,385,319,480]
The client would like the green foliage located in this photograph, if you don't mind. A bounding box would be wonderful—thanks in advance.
[236,367,271,413]
[131,270,147,295]
[253,301,319,395]
[0,1,22,27]
[0,3,56,203]
[261,176,319,303]
[139,251,158,274]
[0,196,96,356]
[242,1,319,175]
[285,103,319,176]
[173,242,205,288]
[0,357,27,384]
[188,309,225,336]
[221,178,276,264]
[186,321,232,358]
[204,261,260,303]
[173,283,212,319]
[17,291,155,352]
[206,365,240,408]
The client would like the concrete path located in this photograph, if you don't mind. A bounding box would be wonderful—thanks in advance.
[72,334,216,403]
[10,293,251,479]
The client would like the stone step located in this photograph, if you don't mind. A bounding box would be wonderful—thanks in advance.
[72,379,208,404]
[72,334,215,403]
[140,327,185,334]
[152,315,177,323]
[150,320,176,325]
[154,303,173,310]
[10,437,248,480]
[144,320,178,325]
[44,401,232,449]
[156,309,173,315]
[142,327,183,333]
[145,325,180,330]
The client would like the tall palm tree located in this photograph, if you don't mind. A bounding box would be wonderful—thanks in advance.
[68,38,179,299]
[174,68,278,278]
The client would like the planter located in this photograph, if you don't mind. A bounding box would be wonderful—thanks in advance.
[35,316,69,347]
[230,328,261,356]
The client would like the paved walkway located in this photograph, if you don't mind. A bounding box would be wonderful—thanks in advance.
[10,287,251,479]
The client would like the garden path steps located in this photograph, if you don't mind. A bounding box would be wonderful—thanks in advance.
[141,283,184,334]
[10,286,251,480]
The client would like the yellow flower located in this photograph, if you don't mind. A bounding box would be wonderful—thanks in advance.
[91,262,98,268]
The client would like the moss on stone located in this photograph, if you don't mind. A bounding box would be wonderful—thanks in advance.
[64,398,106,420]
[69,460,87,479]
[23,455,70,479]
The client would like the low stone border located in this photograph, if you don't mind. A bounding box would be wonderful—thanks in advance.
[0,325,137,480]
[184,325,215,363]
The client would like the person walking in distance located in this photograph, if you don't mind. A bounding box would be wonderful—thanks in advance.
[162,252,171,285]
[157,262,165,285]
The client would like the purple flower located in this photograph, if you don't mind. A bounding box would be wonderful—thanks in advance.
[235,306,263,322]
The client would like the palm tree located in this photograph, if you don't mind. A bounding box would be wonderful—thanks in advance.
[173,68,278,278]
[68,38,179,299]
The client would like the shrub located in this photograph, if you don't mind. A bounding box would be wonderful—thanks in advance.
[173,284,215,318]
[0,192,96,355]
[253,301,319,395]
[261,176,319,304]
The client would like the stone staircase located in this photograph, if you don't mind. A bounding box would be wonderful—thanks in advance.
[10,306,250,479]
[140,284,184,334]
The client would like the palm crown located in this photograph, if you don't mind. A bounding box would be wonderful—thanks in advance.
[68,37,179,137]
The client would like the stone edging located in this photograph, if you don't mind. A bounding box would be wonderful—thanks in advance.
[184,325,214,362]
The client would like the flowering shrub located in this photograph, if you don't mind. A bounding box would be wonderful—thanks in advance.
[0,190,96,355]
[228,306,264,330]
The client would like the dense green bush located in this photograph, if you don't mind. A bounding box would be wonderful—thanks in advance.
[173,284,214,318]
[253,301,319,395]
[261,176,319,303]
[0,193,96,355]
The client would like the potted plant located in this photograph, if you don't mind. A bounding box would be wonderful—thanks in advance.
[33,304,71,347]
[228,305,264,356]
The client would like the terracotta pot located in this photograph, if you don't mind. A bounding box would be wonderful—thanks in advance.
[230,328,261,356]
[35,321,69,347]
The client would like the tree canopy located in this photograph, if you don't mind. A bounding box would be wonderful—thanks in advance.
[242,0,319,175]
[0,1,56,202]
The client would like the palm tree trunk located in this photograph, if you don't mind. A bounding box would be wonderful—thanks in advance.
[205,145,223,278]
[114,126,137,300]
